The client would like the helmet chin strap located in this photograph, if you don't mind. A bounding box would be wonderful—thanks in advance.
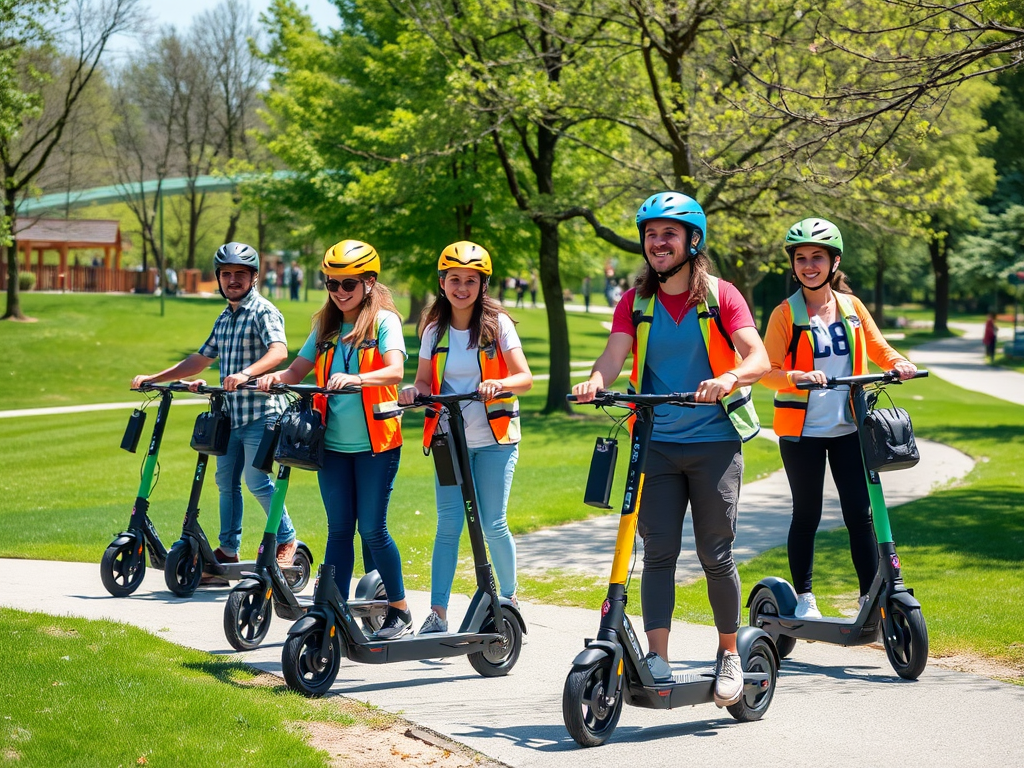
[655,255,690,283]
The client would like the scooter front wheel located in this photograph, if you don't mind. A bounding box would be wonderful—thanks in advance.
[282,622,341,697]
[884,602,928,680]
[100,540,146,597]
[562,659,623,747]
[164,541,202,597]
[468,613,522,677]
[727,636,778,722]
[224,586,272,651]
[749,587,797,659]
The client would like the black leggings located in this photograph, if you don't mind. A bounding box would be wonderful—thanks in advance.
[780,432,878,596]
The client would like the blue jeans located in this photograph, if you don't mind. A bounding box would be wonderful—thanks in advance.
[432,443,518,609]
[215,417,295,556]
[317,447,404,601]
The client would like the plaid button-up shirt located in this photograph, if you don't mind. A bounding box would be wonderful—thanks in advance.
[198,290,287,427]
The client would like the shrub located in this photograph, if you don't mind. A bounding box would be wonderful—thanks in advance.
[18,271,36,291]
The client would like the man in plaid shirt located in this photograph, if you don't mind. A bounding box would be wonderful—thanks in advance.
[131,243,298,584]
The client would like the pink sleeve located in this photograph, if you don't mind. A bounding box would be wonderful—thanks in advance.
[718,281,755,334]
[609,289,639,338]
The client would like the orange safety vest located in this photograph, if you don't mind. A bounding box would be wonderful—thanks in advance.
[629,275,760,441]
[312,315,402,454]
[772,289,867,437]
[421,325,521,453]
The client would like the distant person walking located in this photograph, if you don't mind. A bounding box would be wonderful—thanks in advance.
[264,267,277,298]
[515,277,526,308]
[582,276,591,312]
[290,264,304,301]
[984,312,998,364]
[529,271,539,307]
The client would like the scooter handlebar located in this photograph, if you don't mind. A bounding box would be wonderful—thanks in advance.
[795,369,929,390]
[373,390,513,420]
[567,390,707,407]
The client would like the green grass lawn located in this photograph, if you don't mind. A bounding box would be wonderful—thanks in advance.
[0,606,398,766]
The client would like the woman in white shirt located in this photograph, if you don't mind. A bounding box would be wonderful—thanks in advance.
[399,241,533,633]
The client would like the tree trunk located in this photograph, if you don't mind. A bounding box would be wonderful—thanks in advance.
[187,194,201,270]
[3,197,25,320]
[406,291,429,325]
[224,193,243,245]
[929,236,950,334]
[538,218,572,414]
[874,247,885,330]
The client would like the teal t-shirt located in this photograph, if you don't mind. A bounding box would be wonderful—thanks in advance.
[297,310,406,453]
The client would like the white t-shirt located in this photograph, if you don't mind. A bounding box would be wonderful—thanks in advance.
[802,314,857,438]
[419,314,522,448]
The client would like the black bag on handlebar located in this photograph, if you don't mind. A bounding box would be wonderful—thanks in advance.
[252,417,281,473]
[190,396,231,456]
[861,406,919,472]
[274,399,326,471]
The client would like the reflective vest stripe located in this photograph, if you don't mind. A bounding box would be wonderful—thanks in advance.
[772,290,866,437]
[629,276,760,442]
[422,327,521,452]
[312,316,402,454]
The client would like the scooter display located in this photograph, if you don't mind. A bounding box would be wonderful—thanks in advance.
[223,384,387,651]
[280,391,526,697]
[101,382,193,596]
[747,370,930,680]
[562,391,778,747]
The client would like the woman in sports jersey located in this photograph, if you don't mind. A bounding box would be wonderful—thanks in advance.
[572,192,769,708]
[398,241,533,635]
[761,219,916,621]
[258,240,414,640]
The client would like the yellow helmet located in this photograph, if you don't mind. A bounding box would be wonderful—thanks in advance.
[437,241,492,276]
[322,240,381,276]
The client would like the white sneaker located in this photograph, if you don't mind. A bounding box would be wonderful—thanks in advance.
[714,650,744,707]
[858,594,870,611]
[418,610,448,634]
[795,592,822,619]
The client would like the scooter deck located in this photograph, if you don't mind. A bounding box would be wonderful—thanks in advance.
[347,630,502,664]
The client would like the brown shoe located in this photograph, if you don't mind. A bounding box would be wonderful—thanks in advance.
[276,540,297,566]
[201,548,238,586]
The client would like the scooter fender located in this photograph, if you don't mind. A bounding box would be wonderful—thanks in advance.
[570,639,621,670]
[498,597,528,636]
[109,532,140,550]
[287,614,324,636]
[747,576,799,617]
[736,625,781,670]
[353,570,383,601]
[233,577,264,593]
[888,590,922,611]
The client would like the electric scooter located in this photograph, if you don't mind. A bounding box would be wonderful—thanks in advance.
[162,385,314,597]
[280,391,526,697]
[101,382,187,596]
[562,391,778,747]
[747,370,930,680]
[223,384,387,650]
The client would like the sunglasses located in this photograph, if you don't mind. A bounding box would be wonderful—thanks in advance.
[325,278,363,293]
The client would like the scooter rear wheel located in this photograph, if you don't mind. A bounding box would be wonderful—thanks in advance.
[562,659,622,747]
[284,547,312,593]
[224,586,272,651]
[749,587,797,659]
[884,602,928,680]
[468,613,522,677]
[164,541,203,597]
[100,540,146,597]
[282,623,341,697]
[727,636,778,722]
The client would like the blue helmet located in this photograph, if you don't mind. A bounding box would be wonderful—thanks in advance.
[636,192,706,256]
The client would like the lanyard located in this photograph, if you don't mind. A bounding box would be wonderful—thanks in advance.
[341,341,357,373]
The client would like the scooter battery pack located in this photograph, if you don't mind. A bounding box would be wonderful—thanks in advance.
[584,437,617,509]
[431,431,463,487]
[252,419,281,473]
[120,409,147,453]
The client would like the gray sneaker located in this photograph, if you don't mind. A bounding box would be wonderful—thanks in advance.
[644,651,674,683]
[374,607,413,640]
[418,610,448,634]
[714,650,744,707]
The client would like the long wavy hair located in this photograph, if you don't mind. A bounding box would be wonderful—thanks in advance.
[419,273,513,350]
[312,274,402,349]
[635,248,712,306]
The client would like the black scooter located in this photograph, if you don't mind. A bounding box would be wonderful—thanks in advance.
[280,391,526,697]
[161,386,313,597]
[562,391,778,747]
[748,370,930,680]
[223,384,387,650]
[101,382,186,596]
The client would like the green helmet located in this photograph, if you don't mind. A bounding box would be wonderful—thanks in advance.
[784,218,843,258]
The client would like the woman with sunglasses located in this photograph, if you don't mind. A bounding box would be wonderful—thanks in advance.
[398,241,533,634]
[259,240,413,639]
